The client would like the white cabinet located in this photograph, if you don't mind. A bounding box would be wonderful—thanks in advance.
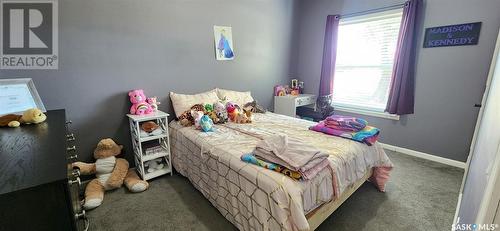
[274,94,317,117]
[127,110,172,180]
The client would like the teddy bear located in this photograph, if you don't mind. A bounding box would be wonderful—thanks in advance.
[128,89,154,115]
[144,158,164,173]
[72,138,149,210]
[0,108,47,127]
[140,121,162,137]
[146,97,160,112]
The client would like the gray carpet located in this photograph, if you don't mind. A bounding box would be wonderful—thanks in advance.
[87,150,464,231]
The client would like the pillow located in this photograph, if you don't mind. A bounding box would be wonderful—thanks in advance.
[216,88,254,106]
[170,89,219,118]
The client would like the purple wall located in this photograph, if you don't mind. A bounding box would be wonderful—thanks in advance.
[0,0,299,163]
[292,0,500,161]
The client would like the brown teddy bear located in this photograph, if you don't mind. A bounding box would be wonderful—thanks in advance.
[72,138,149,210]
[0,108,47,127]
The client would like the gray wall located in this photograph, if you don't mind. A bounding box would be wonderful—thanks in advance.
[0,0,298,163]
[292,0,500,161]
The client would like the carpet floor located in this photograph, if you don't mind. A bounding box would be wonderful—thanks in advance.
[87,150,464,231]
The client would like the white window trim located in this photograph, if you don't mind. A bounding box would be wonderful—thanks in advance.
[334,105,400,121]
[331,8,403,121]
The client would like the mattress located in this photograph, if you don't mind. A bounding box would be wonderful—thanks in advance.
[169,112,392,231]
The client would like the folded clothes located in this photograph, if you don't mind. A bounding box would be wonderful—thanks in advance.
[300,158,330,180]
[324,115,368,132]
[241,153,302,180]
[254,134,329,172]
[310,121,380,145]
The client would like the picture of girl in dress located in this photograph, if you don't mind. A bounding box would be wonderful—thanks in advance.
[214,26,235,60]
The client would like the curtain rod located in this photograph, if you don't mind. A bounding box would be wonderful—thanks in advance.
[340,2,407,19]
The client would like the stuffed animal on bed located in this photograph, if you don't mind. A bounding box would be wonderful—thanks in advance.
[226,102,241,122]
[72,138,149,210]
[243,106,253,123]
[213,102,228,124]
[0,108,47,127]
[200,115,214,132]
[192,110,204,129]
[234,112,250,123]
[204,103,213,113]
[178,104,206,127]
[243,100,266,113]
[207,111,220,124]
[128,89,154,115]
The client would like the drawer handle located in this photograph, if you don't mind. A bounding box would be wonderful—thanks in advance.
[68,154,78,161]
[75,210,86,220]
[66,133,75,141]
[72,169,80,178]
[68,177,81,187]
[67,146,76,152]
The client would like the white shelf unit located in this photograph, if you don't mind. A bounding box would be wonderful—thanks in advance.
[126,110,172,181]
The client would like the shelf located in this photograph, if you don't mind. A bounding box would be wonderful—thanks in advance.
[126,111,170,122]
[143,167,171,180]
[137,133,168,142]
[140,151,169,162]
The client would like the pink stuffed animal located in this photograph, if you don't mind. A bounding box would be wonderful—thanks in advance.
[147,97,160,112]
[128,89,153,115]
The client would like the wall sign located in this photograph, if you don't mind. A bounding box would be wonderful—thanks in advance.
[423,22,481,48]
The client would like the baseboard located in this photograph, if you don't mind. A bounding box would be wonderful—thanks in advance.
[379,143,466,169]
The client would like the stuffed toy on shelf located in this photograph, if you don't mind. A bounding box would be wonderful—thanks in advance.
[146,97,160,112]
[72,138,149,210]
[140,121,162,137]
[128,89,154,115]
[144,158,164,173]
[0,108,47,127]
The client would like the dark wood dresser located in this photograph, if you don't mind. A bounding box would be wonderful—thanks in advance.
[0,109,87,231]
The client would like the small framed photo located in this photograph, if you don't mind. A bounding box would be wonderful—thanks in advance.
[0,78,46,115]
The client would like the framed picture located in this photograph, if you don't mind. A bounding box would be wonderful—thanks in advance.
[214,26,235,61]
[0,78,46,115]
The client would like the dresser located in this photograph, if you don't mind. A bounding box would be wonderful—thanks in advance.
[0,109,87,231]
[274,94,317,117]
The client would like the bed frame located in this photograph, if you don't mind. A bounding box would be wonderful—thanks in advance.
[306,168,373,230]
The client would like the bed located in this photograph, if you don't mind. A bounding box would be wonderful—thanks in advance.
[169,112,392,231]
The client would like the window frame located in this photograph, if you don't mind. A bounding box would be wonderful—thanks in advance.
[332,8,403,119]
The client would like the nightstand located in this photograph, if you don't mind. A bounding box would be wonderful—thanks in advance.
[127,110,172,180]
[274,94,317,117]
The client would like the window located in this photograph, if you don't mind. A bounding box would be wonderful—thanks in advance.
[333,9,403,112]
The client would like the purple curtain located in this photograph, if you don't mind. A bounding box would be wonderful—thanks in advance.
[319,15,340,96]
[385,0,422,115]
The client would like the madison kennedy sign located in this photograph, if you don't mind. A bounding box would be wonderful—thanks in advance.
[1,0,58,69]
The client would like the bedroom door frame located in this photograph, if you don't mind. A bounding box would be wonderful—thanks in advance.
[454,29,500,226]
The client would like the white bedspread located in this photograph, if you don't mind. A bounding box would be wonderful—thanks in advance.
[169,112,392,231]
